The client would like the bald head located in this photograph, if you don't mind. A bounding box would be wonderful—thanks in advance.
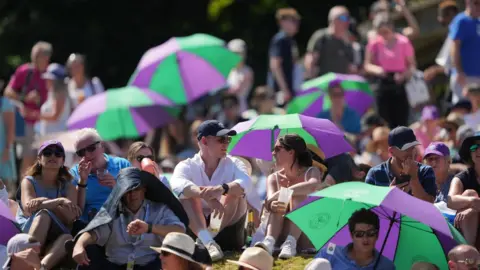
[411,262,439,270]
[449,244,480,261]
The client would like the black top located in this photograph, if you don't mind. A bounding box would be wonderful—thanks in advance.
[267,31,298,94]
[456,168,480,194]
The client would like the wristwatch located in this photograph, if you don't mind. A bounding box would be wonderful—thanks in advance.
[222,183,229,195]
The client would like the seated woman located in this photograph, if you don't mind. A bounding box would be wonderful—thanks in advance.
[127,141,171,190]
[16,140,81,269]
[255,134,326,259]
[71,167,189,269]
[448,132,480,246]
[151,232,211,270]
[317,208,395,269]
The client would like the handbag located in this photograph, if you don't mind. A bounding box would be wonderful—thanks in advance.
[405,70,430,108]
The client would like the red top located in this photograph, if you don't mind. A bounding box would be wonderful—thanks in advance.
[8,63,48,124]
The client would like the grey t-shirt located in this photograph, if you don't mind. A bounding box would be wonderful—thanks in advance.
[307,28,354,76]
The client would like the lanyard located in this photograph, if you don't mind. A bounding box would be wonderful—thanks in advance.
[119,202,150,246]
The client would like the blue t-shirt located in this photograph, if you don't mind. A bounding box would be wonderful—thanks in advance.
[449,12,480,76]
[317,243,395,270]
[435,175,453,203]
[70,154,131,222]
[317,106,361,134]
[365,158,437,198]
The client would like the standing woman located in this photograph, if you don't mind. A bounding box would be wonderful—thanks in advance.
[255,134,326,259]
[16,140,81,269]
[227,39,254,114]
[364,14,416,128]
[66,53,104,108]
[0,89,17,194]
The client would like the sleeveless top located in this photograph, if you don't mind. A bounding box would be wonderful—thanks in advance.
[16,176,68,225]
[274,166,315,190]
[38,90,72,135]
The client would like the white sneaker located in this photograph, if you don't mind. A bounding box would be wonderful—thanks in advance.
[278,236,297,259]
[254,236,275,255]
[205,241,224,262]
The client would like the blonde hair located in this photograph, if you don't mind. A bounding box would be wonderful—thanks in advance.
[31,41,53,63]
[328,6,349,22]
[74,128,102,150]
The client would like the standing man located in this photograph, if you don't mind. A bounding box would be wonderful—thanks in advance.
[170,120,260,262]
[4,41,52,176]
[305,6,355,79]
[449,0,480,103]
[365,126,436,203]
[267,8,301,106]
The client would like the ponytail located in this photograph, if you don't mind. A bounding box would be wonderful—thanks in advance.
[297,151,313,168]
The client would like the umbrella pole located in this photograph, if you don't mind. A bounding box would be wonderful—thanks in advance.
[374,210,397,270]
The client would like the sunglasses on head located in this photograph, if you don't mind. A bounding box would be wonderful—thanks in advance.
[136,155,155,162]
[216,136,232,144]
[352,229,378,238]
[76,142,100,157]
[470,144,480,152]
[42,147,64,158]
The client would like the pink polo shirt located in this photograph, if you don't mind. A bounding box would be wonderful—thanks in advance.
[366,33,414,73]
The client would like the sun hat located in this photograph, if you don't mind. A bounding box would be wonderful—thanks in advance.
[150,232,205,267]
[304,258,332,270]
[421,105,440,121]
[459,131,480,164]
[226,247,273,270]
[439,112,465,129]
[42,63,67,81]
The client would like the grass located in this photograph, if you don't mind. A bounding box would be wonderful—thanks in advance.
[213,252,314,270]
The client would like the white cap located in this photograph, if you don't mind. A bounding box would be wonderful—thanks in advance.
[228,39,247,53]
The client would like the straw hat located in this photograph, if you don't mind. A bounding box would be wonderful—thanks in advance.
[304,258,332,270]
[227,247,273,270]
[439,112,465,129]
[151,233,204,266]
[306,144,328,173]
[366,126,390,153]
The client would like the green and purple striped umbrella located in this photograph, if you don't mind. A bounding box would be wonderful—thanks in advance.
[129,33,241,105]
[287,182,466,270]
[67,86,179,140]
[227,114,353,160]
[287,73,374,117]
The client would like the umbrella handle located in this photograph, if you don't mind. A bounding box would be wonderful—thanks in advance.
[374,210,397,270]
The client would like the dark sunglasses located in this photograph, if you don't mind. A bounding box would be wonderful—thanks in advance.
[76,142,100,157]
[470,144,480,152]
[216,136,232,144]
[136,155,155,162]
[273,145,285,153]
[352,229,378,238]
[42,148,64,158]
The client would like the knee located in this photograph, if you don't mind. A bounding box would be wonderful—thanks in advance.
[291,195,307,208]
[34,210,52,222]
[463,189,479,198]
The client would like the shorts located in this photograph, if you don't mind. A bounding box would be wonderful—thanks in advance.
[187,213,247,251]
[16,124,36,157]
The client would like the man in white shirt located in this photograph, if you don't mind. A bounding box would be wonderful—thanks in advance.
[171,120,258,262]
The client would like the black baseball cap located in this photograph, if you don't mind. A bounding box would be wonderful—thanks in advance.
[197,120,237,141]
[388,126,420,151]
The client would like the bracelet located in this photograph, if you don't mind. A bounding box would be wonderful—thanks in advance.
[77,182,87,188]
[147,223,152,234]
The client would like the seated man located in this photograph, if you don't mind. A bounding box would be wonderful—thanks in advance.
[366,126,436,203]
[447,244,480,269]
[171,120,260,261]
[71,168,189,270]
[70,128,131,224]
[317,208,395,270]
[3,234,42,270]
[317,82,361,135]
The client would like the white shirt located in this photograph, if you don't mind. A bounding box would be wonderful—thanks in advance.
[464,110,480,130]
[171,153,261,213]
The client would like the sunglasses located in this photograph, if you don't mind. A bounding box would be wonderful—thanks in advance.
[76,142,100,157]
[470,144,480,152]
[352,229,378,238]
[216,136,232,144]
[136,155,155,162]
[42,148,64,158]
[273,145,285,153]
[338,14,350,22]
[456,258,480,267]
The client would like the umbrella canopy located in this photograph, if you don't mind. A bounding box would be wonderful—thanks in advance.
[286,182,466,269]
[67,86,179,141]
[227,114,353,160]
[129,33,241,105]
[0,201,21,245]
[287,73,373,117]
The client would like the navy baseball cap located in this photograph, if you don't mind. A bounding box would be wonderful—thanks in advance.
[388,126,420,151]
[42,63,67,80]
[197,120,237,141]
